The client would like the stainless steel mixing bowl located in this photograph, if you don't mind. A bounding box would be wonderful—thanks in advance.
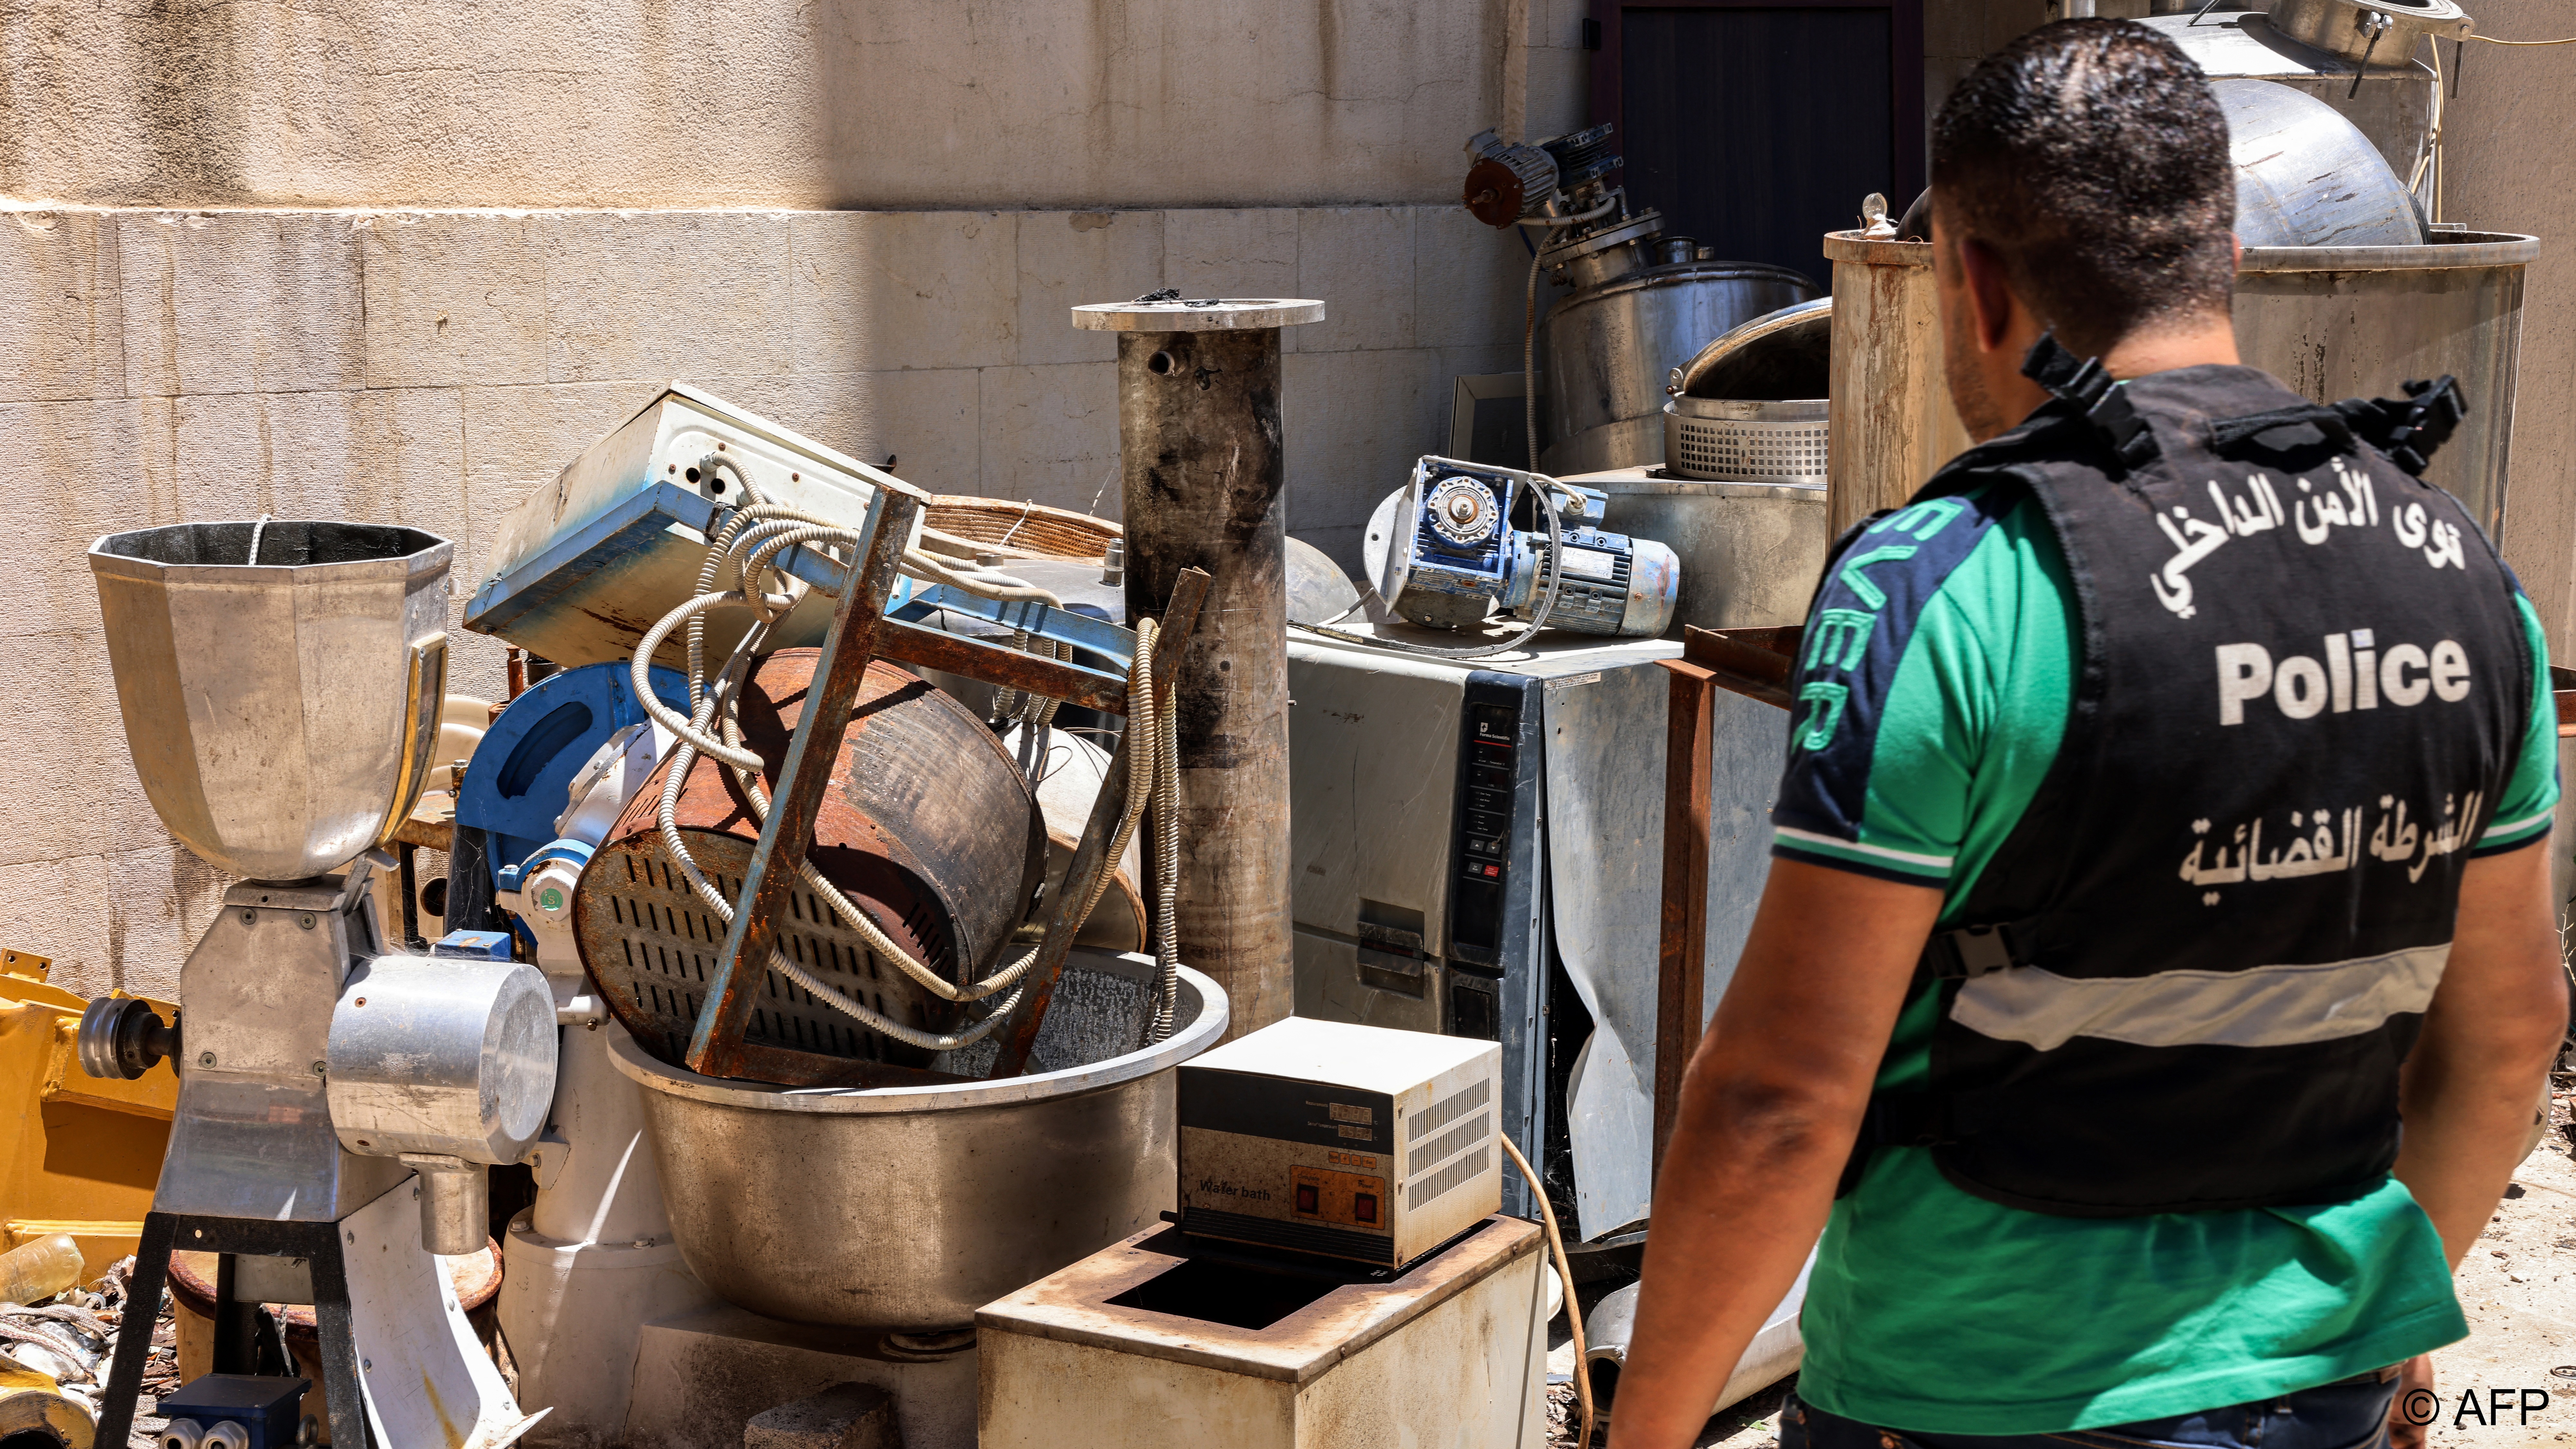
[610,952,1227,1330]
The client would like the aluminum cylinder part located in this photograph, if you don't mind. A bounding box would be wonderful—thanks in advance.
[406,1153,492,1256]
[610,954,1228,1329]
[1538,261,1819,476]
[327,953,556,1165]
[88,521,453,883]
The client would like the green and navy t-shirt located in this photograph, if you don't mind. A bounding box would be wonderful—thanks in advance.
[1771,482,2559,1435]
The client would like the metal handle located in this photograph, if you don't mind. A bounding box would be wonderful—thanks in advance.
[375,631,449,849]
[2350,10,2391,95]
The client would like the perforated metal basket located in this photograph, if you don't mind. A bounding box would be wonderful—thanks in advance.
[1662,396,1829,485]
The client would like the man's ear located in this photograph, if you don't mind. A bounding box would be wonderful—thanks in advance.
[1956,237,2019,353]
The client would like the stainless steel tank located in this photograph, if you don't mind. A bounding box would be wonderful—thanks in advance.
[1823,226,2535,542]
[1539,260,1820,476]
[2139,11,2436,186]
[1564,469,1830,632]
[2217,79,2422,247]
[610,953,1227,1330]
[88,520,452,882]
[2235,231,2537,536]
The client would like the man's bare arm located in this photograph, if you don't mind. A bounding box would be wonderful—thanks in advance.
[1605,860,1942,1449]
[2395,836,2569,1267]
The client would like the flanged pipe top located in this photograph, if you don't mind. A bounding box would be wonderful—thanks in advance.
[1072,298,1325,332]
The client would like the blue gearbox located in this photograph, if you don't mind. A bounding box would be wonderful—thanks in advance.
[1361,456,1679,638]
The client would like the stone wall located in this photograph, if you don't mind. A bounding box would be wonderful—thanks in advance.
[0,0,1542,210]
[0,200,1541,997]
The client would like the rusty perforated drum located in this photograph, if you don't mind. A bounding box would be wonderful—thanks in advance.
[575,651,1045,1085]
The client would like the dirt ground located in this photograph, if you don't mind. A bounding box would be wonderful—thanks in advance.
[2422,1077,2576,1447]
[1548,1072,2576,1448]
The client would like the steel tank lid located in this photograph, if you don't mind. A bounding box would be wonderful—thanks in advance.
[2134,10,2434,80]
[607,961,1227,1114]
[1673,297,1832,399]
[1560,258,1820,304]
[2238,230,2540,271]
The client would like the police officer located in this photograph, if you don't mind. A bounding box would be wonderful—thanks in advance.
[1609,21,2568,1449]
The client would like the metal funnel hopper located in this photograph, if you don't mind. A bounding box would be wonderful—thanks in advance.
[90,521,453,883]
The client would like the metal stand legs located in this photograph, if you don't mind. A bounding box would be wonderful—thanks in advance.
[94,1212,375,1449]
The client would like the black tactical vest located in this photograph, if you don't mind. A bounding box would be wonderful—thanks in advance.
[1842,351,2533,1218]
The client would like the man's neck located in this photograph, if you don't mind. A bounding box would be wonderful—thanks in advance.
[2099,315,2242,380]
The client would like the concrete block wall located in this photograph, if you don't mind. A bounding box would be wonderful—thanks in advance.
[0,200,1540,998]
[0,0,1522,211]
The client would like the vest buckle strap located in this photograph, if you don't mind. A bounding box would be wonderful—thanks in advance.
[2020,333,2159,470]
[1924,922,2021,979]
[2329,374,2467,478]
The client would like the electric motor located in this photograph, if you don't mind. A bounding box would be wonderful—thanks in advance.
[1362,457,1680,639]
[1462,129,1559,227]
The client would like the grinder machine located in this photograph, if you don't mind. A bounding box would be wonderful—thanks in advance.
[75,521,550,1449]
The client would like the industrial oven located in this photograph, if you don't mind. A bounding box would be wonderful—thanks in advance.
[1286,622,1787,1236]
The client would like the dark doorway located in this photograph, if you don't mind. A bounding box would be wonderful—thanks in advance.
[1595,1,1924,286]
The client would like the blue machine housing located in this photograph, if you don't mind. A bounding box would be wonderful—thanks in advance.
[159,1374,310,1449]
[456,661,691,891]
[1368,455,1679,639]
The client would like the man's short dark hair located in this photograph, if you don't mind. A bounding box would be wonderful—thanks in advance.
[1930,20,2235,356]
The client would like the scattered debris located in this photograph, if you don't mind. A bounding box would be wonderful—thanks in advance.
[75,1257,181,1447]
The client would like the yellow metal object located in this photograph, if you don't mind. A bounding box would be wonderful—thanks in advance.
[0,952,176,1281]
[0,1352,96,1447]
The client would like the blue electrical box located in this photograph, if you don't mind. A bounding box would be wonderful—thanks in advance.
[159,1374,310,1449]
[430,929,516,961]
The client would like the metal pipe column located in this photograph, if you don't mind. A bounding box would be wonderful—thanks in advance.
[1072,297,1325,1039]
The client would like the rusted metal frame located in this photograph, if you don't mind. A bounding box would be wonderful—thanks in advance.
[1680,624,1802,711]
[1652,659,1719,1180]
[987,567,1212,1079]
[877,617,1132,716]
[650,484,1139,691]
[684,485,922,1078]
